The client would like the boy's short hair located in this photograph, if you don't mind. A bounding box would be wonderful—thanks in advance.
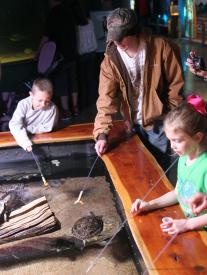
[32,78,53,97]
[107,8,138,42]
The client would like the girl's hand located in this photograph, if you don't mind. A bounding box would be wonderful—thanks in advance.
[160,218,188,235]
[188,193,207,215]
[131,199,150,214]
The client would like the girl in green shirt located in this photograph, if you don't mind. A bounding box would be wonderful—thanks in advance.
[131,94,207,234]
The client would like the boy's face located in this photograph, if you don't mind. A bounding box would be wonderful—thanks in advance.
[30,88,52,110]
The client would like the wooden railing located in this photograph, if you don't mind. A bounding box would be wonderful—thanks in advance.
[0,123,94,148]
[0,122,207,274]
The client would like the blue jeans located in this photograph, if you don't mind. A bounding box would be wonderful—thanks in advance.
[132,121,170,172]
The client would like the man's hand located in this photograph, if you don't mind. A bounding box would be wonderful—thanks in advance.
[95,139,108,156]
[188,193,207,215]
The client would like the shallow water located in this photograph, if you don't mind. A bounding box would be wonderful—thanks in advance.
[0,177,139,275]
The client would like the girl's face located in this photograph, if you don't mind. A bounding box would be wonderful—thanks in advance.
[165,126,201,157]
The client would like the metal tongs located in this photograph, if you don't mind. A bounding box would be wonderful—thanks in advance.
[74,155,99,205]
[31,151,49,187]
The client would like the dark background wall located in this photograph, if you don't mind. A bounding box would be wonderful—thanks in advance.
[0,0,48,35]
[0,0,129,56]
[0,0,129,93]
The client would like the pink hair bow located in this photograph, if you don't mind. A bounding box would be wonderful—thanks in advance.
[187,94,207,115]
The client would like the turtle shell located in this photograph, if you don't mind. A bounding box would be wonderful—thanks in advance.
[72,212,103,240]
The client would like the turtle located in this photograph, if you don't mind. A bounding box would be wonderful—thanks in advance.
[54,212,104,253]
[67,211,121,251]
[72,211,103,240]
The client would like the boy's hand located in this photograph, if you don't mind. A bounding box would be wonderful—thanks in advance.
[26,145,32,152]
[131,199,150,214]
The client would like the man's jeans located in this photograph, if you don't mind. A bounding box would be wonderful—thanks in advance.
[132,122,171,172]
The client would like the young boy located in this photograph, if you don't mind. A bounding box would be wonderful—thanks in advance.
[9,78,58,151]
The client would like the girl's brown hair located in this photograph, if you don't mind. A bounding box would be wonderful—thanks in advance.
[164,102,207,136]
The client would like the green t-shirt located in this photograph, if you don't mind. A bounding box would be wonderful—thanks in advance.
[176,152,207,217]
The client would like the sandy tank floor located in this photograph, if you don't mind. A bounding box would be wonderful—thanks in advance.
[0,176,139,275]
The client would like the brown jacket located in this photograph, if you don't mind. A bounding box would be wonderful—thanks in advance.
[93,35,184,140]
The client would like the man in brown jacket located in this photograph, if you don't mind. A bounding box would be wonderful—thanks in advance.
[93,8,184,170]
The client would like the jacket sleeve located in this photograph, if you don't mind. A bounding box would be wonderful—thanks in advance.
[93,55,119,140]
[163,40,184,109]
[9,102,32,150]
